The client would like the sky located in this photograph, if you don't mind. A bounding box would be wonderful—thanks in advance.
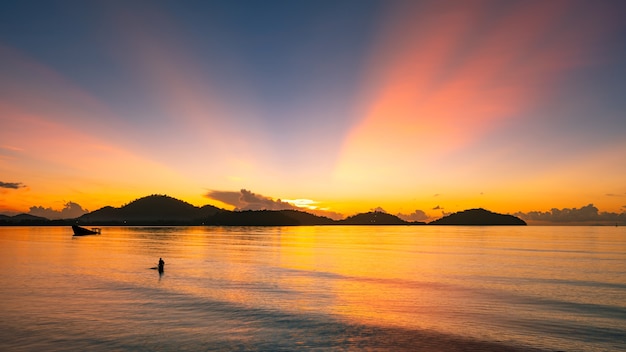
[1,0,626,223]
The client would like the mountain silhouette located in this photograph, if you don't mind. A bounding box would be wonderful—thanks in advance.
[2,195,525,226]
[76,195,335,226]
[338,211,416,225]
[0,213,49,225]
[210,209,335,226]
[78,194,220,225]
[429,208,526,225]
[74,195,420,226]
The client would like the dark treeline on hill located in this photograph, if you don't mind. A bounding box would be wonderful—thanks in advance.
[210,209,336,226]
[430,208,527,225]
[338,211,418,225]
[79,195,221,225]
[0,195,525,226]
[0,213,52,225]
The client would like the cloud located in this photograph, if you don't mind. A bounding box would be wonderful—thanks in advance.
[204,190,244,208]
[28,201,89,220]
[281,198,343,219]
[515,204,626,224]
[238,189,296,211]
[204,189,344,220]
[283,198,317,209]
[205,189,293,210]
[606,193,624,197]
[0,181,25,189]
[305,208,344,221]
[396,209,434,222]
[371,206,387,213]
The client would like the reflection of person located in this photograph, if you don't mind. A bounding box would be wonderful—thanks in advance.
[158,258,165,272]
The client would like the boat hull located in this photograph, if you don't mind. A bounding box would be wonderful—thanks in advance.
[72,225,101,236]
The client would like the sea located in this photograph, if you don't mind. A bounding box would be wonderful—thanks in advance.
[0,226,624,351]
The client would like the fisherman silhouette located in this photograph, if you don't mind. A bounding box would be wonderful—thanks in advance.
[158,258,165,272]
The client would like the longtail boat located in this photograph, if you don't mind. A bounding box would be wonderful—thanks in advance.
[72,225,101,236]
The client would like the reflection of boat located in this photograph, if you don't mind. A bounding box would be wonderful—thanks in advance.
[72,225,101,236]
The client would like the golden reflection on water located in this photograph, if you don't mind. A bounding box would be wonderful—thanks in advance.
[1,225,625,351]
[271,225,626,334]
[275,226,451,329]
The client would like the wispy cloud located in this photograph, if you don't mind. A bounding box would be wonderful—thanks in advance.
[0,145,23,152]
[0,181,25,189]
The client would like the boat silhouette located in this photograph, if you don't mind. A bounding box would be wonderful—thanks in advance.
[72,225,101,236]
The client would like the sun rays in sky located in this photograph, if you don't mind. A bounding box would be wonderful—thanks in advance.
[1,0,625,220]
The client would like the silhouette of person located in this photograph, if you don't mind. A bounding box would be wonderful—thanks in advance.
[158,258,165,272]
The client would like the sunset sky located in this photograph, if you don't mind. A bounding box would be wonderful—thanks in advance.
[1,0,625,221]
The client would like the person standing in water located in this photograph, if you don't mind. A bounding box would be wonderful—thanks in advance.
[158,258,165,272]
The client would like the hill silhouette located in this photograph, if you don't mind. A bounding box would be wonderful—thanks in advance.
[210,209,335,226]
[0,213,49,225]
[74,195,423,226]
[75,195,335,226]
[429,208,526,225]
[338,211,417,225]
[1,195,525,226]
[78,194,220,225]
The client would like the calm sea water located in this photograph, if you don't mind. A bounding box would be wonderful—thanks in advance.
[0,226,624,351]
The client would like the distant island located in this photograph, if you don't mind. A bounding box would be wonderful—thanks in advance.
[430,208,526,226]
[0,194,526,226]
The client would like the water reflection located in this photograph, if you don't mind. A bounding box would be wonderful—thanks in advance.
[0,226,625,351]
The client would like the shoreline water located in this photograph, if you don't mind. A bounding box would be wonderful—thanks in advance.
[1,226,624,351]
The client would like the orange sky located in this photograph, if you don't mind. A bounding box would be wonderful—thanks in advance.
[1,1,625,221]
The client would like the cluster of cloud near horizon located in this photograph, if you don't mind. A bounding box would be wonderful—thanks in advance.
[514,204,626,225]
[27,202,89,220]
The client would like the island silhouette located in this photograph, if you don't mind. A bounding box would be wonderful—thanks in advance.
[430,208,527,226]
[1,194,526,226]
